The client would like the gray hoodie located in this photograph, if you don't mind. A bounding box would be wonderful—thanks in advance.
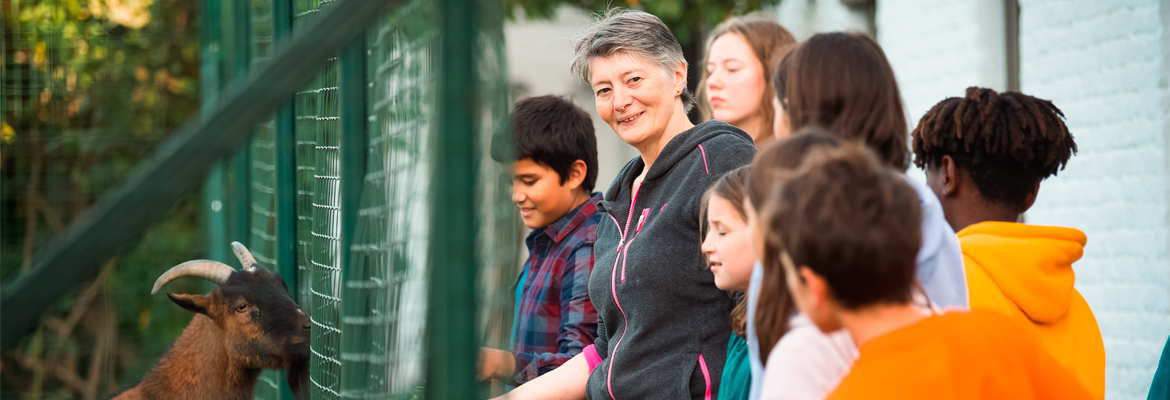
[586,120,757,399]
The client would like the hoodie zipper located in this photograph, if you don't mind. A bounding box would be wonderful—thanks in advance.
[604,182,646,400]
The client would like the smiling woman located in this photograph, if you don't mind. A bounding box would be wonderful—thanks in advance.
[500,9,757,400]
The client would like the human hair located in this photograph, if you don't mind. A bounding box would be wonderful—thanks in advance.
[490,95,599,192]
[746,129,841,362]
[774,32,910,170]
[570,9,695,112]
[912,87,1077,210]
[761,142,921,312]
[695,13,797,138]
[700,166,751,337]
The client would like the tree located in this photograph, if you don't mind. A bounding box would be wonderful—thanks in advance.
[1,0,204,397]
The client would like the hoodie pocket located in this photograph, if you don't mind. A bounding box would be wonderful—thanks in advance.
[676,353,713,400]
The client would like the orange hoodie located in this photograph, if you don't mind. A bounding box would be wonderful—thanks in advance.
[958,222,1105,399]
[826,310,1094,400]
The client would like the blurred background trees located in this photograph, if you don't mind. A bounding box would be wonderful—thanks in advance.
[1,0,205,397]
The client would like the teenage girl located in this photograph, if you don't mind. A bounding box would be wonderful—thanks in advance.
[697,14,797,146]
[750,32,970,398]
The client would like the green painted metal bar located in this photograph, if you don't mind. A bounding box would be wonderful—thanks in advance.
[234,0,251,84]
[338,36,367,289]
[230,0,252,264]
[200,0,228,286]
[273,0,298,293]
[272,1,297,398]
[0,0,401,350]
[335,34,368,398]
[426,0,480,397]
[232,145,252,263]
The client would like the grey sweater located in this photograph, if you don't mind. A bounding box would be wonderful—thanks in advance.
[586,121,757,399]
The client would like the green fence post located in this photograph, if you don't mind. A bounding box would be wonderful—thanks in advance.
[427,0,479,397]
[273,1,297,398]
[338,36,367,296]
[232,0,252,259]
[335,31,367,400]
[201,0,227,271]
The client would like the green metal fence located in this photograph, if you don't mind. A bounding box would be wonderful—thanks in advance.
[3,0,518,398]
[202,0,518,398]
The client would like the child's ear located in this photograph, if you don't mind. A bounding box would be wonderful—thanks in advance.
[939,155,958,197]
[1020,180,1041,214]
[566,160,588,190]
[168,293,212,316]
[799,267,830,306]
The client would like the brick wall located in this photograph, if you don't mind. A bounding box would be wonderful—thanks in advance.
[880,0,1170,398]
[877,0,1008,184]
[1019,1,1169,398]
[877,0,1007,131]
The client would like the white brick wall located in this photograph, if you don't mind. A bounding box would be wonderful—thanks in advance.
[771,0,869,40]
[881,0,1170,398]
[877,0,1008,185]
[1020,1,1169,399]
[877,0,1007,133]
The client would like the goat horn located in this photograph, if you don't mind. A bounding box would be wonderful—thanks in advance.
[231,241,259,272]
[151,260,235,294]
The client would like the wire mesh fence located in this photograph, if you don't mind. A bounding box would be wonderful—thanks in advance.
[4,0,516,398]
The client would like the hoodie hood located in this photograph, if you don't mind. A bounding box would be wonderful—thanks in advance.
[958,221,1086,323]
[603,120,753,203]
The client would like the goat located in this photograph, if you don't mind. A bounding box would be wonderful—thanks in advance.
[111,242,310,400]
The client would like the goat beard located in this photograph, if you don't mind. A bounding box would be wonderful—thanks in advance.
[286,356,310,400]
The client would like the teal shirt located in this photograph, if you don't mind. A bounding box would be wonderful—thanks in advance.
[1149,335,1170,399]
[720,333,751,400]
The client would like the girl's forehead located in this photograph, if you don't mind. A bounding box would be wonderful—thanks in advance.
[710,33,752,59]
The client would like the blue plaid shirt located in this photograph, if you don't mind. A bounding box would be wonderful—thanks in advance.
[511,193,602,384]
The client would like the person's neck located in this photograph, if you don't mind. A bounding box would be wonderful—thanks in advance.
[636,102,694,172]
[947,199,1022,232]
[568,190,589,213]
[837,302,930,348]
[730,114,767,146]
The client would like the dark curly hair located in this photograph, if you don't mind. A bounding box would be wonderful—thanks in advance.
[912,87,1077,209]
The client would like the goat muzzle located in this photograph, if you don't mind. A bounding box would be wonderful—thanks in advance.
[151,260,235,294]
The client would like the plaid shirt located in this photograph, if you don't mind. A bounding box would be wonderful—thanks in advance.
[511,193,603,384]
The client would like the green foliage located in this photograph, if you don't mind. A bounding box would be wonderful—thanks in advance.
[1,0,203,396]
[502,0,782,43]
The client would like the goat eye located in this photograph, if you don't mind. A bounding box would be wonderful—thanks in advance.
[237,304,248,312]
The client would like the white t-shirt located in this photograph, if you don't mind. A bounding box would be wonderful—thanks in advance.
[759,314,857,400]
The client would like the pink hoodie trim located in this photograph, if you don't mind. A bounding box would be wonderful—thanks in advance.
[698,354,712,400]
[697,144,710,174]
[584,344,602,372]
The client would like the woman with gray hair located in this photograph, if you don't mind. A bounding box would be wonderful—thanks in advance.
[502,9,756,400]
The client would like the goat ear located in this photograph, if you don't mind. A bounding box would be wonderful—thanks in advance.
[167,293,211,315]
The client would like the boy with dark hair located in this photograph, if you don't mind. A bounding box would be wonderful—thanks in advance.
[761,142,1092,399]
[912,87,1104,398]
[480,95,602,385]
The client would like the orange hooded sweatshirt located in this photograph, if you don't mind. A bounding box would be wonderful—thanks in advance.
[958,222,1105,399]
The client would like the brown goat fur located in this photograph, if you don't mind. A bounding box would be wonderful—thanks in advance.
[112,267,310,400]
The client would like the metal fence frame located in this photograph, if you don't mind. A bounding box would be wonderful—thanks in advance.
[1,0,489,398]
